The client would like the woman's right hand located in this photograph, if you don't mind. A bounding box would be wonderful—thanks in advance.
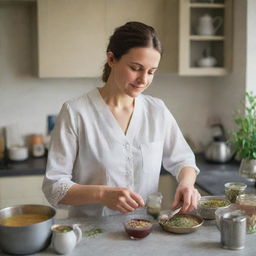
[100,187,145,213]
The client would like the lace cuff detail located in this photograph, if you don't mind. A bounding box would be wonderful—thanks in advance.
[48,181,75,207]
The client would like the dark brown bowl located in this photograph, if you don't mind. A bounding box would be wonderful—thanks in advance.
[124,214,153,239]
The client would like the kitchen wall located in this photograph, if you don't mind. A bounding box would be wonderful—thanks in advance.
[246,0,256,94]
[0,1,247,152]
[211,0,247,131]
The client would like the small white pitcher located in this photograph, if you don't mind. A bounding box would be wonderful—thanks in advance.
[197,13,223,35]
[51,224,82,254]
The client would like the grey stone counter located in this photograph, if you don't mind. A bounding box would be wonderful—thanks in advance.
[0,157,46,177]
[2,213,254,256]
[195,155,256,195]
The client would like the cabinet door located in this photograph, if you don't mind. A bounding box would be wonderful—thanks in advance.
[106,0,168,72]
[0,176,46,208]
[37,0,107,77]
[0,176,68,218]
[106,0,165,37]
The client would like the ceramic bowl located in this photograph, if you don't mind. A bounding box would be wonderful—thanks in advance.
[197,196,231,220]
[159,212,203,234]
[8,145,28,161]
[124,214,153,239]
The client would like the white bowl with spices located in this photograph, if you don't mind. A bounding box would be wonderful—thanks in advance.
[197,196,231,220]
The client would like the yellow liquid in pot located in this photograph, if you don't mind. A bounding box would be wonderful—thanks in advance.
[0,214,49,226]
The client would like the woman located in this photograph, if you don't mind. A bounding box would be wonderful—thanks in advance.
[42,21,200,217]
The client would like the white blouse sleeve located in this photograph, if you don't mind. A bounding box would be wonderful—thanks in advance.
[42,103,77,207]
[161,102,200,181]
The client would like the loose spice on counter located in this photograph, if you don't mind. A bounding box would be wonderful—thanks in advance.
[84,227,103,237]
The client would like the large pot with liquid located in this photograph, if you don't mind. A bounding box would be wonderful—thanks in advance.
[0,204,56,255]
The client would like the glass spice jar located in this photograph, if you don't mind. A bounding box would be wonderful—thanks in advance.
[236,194,256,234]
[224,182,247,203]
[146,192,163,219]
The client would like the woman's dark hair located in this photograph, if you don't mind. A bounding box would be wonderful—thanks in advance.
[102,21,162,82]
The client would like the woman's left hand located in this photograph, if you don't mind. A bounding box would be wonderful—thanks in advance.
[171,182,201,213]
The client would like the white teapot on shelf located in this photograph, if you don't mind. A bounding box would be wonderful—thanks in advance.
[196,13,223,36]
[197,48,217,67]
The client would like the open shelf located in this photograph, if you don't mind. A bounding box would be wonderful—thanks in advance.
[190,3,225,8]
[178,0,232,76]
[190,35,224,40]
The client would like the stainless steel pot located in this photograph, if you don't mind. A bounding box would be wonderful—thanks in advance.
[205,141,233,163]
[0,204,56,255]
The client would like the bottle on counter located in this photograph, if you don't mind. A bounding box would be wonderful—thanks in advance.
[0,130,4,162]
[43,115,57,153]
[224,182,247,203]
[31,134,45,157]
[146,192,163,219]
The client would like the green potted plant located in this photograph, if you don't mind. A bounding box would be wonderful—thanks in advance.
[229,92,256,181]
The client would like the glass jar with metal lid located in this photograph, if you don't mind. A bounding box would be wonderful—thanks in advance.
[224,182,247,203]
[146,192,163,219]
[236,194,256,234]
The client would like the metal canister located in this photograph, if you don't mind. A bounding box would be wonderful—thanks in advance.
[220,212,247,250]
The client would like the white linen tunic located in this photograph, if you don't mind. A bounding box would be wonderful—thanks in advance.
[42,88,199,217]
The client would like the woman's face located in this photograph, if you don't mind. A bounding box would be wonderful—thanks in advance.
[107,47,161,98]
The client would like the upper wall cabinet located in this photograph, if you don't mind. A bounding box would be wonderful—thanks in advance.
[37,0,230,78]
[178,0,233,76]
[37,0,166,78]
[37,0,107,78]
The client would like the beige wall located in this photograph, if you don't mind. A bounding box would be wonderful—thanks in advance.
[246,0,256,94]
[211,0,247,134]
[0,1,247,152]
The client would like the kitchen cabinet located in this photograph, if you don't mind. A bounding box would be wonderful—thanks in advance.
[36,0,232,77]
[177,0,233,76]
[37,0,107,78]
[0,176,68,218]
[37,0,165,78]
[0,176,47,208]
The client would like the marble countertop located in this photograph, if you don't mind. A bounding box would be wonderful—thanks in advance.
[2,212,254,256]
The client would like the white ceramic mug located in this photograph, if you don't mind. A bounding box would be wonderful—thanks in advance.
[51,224,82,254]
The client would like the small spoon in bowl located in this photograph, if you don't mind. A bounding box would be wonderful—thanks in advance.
[159,206,182,225]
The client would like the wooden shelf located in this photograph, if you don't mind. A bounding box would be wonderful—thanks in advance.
[179,67,228,76]
[190,3,225,8]
[178,0,232,76]
[190,35,225,41]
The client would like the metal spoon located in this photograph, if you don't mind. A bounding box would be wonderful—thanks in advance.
[159,206,182,225]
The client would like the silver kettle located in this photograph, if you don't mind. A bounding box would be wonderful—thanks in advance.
[205,141,233,163]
